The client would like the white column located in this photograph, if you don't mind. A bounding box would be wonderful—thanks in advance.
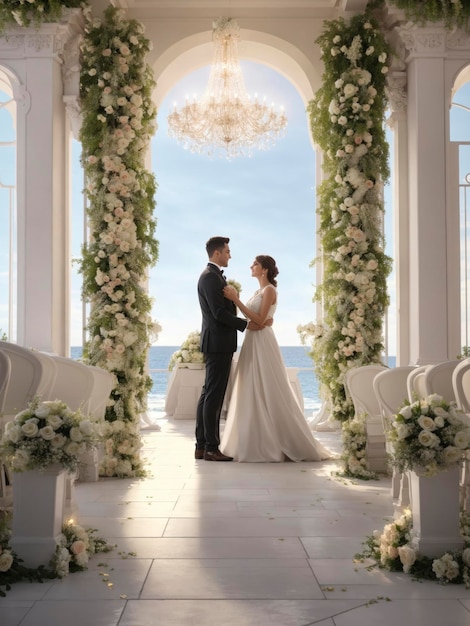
[0,12,82,355]
[399,25,459,365]
[387,71,410,366]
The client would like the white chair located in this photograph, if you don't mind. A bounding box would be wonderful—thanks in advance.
[406,365,428,402]
[33,351,57,400]
[78,364,115,483]
[0,349,11,506]
[452,358,470,512]
[452,357,470,413]
[86,364,115,421]
[373,366,416,507]
[424,360,460,402]
[0,342,49,508]
[345,364,388,473]
[0,349,11,413]
[48,356,94,414]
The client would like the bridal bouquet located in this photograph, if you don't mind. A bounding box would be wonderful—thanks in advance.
[168,330,205,371]
[388,394,470,476]
[0,398,99,473]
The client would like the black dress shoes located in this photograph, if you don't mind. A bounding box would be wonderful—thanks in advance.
[194,448,205,460]
[204,449,233,462]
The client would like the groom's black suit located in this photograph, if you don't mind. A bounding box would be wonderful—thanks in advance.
[196,263,247,452]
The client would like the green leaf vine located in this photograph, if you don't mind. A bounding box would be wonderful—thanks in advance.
[79,5,159,477]
[303,13,392,426]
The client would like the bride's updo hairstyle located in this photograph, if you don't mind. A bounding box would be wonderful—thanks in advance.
[256,255,279,287]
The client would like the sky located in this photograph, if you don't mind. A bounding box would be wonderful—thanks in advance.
[3,68,470,351]
[71,61,322,347]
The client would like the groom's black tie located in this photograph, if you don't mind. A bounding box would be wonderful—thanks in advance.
[220,270,225,279]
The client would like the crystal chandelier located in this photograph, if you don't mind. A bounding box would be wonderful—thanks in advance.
[167,17,288,159]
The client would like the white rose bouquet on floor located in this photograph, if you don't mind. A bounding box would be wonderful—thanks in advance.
[388,394,470,477]
[0,398,100,473]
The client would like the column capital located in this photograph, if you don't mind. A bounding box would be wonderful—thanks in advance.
[396,23,446,60]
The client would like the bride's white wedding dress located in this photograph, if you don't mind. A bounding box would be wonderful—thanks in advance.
[221,285,333,462]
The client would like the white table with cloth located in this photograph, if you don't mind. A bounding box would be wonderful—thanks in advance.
[164,357,304,419]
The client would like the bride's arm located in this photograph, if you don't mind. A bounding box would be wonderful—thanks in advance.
[223,285,275,326]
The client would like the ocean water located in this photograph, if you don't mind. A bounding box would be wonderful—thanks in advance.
[71,345,322,416]
[70,346,396,418]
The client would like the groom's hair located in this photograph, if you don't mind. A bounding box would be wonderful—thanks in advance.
[206,236,229,257]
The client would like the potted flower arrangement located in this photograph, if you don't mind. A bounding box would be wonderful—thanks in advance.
[169,331,205,371]
[0,398,99,473]
[388,394,470,477]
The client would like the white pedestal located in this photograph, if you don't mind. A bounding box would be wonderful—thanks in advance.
[165,365,206,419]
[11,466,66,568]
[409,465,462,557]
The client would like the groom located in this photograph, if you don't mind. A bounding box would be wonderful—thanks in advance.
[195,236,250,461]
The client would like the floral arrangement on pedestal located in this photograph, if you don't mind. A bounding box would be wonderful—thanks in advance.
[0,0,84,35]
[357,507,470,587]
[79,5,160,477]
[169,331,205,371]
[299,13,392,478]
[388,394,470,477]
[0,398,99,473]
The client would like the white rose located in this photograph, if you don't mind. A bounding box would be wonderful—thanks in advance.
[39,426,56,441]
[6,425,22,444]
[417,416,436,431]
[418,430,439,448]
[70,427,84,443]
[454,430,470,449]
[35,403,51,418]
[0,551,13,572]
[442,446,462,464]
[50,434,67,449]
[462,547,470,566]
[21,420,39,437]
[399,405,413,420]
[47,415,63,430]
[398,545,416,573]
[395,423,410,440]
[65,441,80,456]
[432,558,447,578]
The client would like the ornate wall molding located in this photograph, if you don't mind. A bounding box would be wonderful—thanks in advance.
[63,95,82,139]
[386,70,407,113]
[398,24,446,58]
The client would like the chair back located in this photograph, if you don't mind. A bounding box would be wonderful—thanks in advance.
[86,365,115,420]
[0,342,47,416]
[33,351,57,400]
[0,350,11,413]
[452,357,470,413]
[48,356,94,414]
[373,366,416,434]
[423,360,460,402]
[406,365,428,402]
[345,364,388,418]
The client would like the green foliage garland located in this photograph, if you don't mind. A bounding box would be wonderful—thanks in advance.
[305,14,392,427]
[372,0,470,31]
[0,0,83,35]
[79,5,159,477]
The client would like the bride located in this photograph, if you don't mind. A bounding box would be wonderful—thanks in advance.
[220,254,333,462]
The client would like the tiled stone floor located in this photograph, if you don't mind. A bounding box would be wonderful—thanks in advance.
[1,417,470,625]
